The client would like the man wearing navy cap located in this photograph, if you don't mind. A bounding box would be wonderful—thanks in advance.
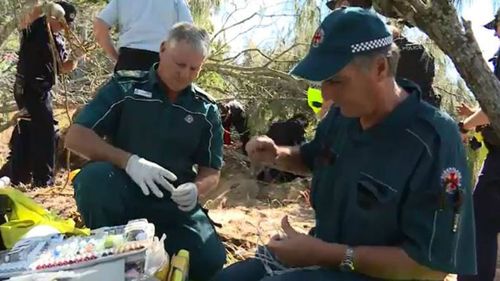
[458,7,500,281]
[211,7,476,281]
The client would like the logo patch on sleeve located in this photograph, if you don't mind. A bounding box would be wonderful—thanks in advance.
[441,167,462,194]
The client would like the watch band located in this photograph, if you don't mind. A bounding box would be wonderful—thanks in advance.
[339,246,355,272]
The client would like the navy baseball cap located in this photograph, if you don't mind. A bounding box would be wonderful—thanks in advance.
[56,1,77,24]
[290,7,392,82]
[485,8,500,30]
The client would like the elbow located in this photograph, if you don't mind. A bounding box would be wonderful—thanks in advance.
[411,265,447,281]
[417,272,447,281]
[213,174,220,188]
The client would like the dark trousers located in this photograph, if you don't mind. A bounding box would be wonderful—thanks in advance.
[73,162,226,281]
[115,47,159,72]
[3,77,55,186]
[459,150,500,281]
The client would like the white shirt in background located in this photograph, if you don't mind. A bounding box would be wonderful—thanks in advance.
[97,0,193,53]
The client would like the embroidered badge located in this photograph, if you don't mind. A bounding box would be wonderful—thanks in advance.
[441,167,462,194]
[311,28,325,48]
[184,115,194,124]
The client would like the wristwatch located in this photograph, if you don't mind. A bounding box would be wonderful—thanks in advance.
[339,246,355,272]
[458,121,469,134]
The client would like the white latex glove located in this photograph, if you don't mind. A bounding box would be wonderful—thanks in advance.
[42,2,66,22]
[171,182,198,212]
[125,155,177,198]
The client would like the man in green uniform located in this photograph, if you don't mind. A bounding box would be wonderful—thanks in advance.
[65,23,225,280]
[211,7,476,281]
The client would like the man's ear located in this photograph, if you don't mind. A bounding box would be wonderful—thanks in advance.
[160,42,166,53]
[374,56,390,81]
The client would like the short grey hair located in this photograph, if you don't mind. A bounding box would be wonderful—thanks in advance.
[351,43,400,76]
[166,22,211,57]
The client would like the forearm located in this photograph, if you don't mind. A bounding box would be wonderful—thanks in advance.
[195,167,220,198]
[463,109,490,130]
[316,243,446,280]
[273,146,311,176]
[65,124,130,169]
[93,18,118,61]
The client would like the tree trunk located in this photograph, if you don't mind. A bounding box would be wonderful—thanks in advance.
[373,0,500,134]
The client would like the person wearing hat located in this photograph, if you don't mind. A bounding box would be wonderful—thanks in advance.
[2,1,83,187]
[93,0,193,72]
[326,0,372,10]
[457,8,500,281]
[211,7,476,281]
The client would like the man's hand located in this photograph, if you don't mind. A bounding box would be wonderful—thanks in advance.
[171,182,198,212]
[267,216,325,267]
[246,136,278,165]
[42,2,65,22]
[125,155,177,198]
[456,102,475,118]
[71,47,86,61]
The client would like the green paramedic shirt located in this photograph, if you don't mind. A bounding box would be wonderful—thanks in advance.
[300,81,476,276]
[74,66,223,185]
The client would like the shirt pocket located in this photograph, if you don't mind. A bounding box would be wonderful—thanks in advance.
[342,172,401,245]
[357,172,399,210]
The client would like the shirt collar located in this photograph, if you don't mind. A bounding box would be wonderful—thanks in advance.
[349,79,422,142]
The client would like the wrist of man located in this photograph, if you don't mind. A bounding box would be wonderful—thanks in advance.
[194,182,205,198]
[118,151,133,170]
[315,242,348,268]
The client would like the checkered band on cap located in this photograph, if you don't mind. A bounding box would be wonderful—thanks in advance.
[351,35,393,53]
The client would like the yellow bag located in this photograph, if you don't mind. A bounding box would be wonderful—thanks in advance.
[0,188,89,249]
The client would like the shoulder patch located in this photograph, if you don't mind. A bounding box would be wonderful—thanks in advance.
[192,84,217,104]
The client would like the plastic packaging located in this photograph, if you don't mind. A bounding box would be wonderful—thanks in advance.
[144,234,169,280]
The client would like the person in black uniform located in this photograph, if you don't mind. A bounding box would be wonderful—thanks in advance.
[458,8,500,281]
[392,26,441,108]
[1,1,82,187]
[220,100,250,154]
